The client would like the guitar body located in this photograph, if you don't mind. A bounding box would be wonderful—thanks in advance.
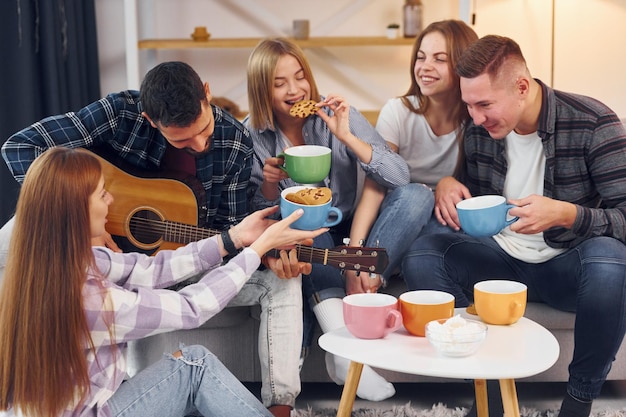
[86,150,202,253]
[82,149,389,273]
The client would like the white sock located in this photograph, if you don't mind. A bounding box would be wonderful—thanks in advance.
[313,298,396,401]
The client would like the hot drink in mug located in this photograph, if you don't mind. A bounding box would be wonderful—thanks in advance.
[277,145,331,184]
[456,195,518,237]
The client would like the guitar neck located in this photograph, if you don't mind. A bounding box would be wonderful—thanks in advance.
[266,245,325,264]
[154,220,386,272]
[163,221,316,262]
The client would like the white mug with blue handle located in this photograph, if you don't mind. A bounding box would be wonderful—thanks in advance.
[280,186,342,230]
[456,195,518,237]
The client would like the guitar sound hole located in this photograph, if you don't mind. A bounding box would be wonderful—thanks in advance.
[129,209,163,245]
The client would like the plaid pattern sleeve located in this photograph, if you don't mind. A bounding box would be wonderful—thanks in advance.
[76,243,261,416]
[2,91,146,183]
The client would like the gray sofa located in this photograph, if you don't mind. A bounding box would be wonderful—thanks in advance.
[126,277,626,384]
[127,120,626,385]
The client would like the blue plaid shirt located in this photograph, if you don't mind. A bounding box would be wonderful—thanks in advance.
[1,91,253,230]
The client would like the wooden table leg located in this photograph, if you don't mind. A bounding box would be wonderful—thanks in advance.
[499,379,520,417]
[336,361,364,417]
[474,379,489,417]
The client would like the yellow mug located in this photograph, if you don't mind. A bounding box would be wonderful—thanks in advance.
[474,280,527,325]
[399,290,455,337]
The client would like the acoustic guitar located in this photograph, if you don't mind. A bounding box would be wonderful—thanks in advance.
[85,149,389,274]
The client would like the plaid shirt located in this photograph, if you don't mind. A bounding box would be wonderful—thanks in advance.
[78,240,259,417]
[460,79,626,248]
[1,91,253,230]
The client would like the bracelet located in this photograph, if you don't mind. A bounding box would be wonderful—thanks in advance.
[229,226,244,248]
[221,230,238,257]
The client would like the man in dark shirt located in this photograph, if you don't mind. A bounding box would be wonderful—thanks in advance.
[403,36,626,417]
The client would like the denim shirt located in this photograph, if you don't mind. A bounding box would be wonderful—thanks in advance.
[245,102,409,220]
[461,79,626,248]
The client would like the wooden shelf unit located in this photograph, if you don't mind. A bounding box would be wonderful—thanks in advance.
[138,36,416,50]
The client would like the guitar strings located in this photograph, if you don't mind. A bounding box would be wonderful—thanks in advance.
[106,214,382,269]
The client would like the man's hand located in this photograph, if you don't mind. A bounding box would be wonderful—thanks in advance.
[434,176,472,230]
[91,231,122,252]
[345,269,382,295]
[507,194,577,234]
[266,248,313,279]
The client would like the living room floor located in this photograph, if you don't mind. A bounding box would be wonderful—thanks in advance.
[247,380,626,414]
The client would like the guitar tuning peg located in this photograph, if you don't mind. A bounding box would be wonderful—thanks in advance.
[343,238,351,245]
[375,239,380,247]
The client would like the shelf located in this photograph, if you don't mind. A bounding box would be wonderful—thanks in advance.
[138,36,416,50]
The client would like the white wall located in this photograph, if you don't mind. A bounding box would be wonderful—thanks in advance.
[95,0,626,118]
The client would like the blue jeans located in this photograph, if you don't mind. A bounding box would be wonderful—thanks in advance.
[402,233,626,400]
[108,344,272,416]
[301,183,436,348]
[227,269,302,408]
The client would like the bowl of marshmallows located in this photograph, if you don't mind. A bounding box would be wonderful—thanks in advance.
[426,315,487,357]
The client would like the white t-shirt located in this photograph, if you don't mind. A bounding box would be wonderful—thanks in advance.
[376,96,459,189]
[493,131,566,263]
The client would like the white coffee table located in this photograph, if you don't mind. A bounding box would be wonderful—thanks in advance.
[318,309,559,417]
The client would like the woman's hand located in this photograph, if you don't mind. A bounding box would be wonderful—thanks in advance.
[248,208,328,257]
[262,156,289,185]
[260,156,289,201]
[91,231,122,252]
[316,94,351,140]
[316,94,373,163]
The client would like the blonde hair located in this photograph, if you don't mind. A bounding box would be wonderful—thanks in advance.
[0,148,102,417]
[247,37,321,130]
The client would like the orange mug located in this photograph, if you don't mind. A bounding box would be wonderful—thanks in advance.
[474,280,527,325]
[399,290,455,337]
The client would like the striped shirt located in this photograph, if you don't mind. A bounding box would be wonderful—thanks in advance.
[1,91,253,230]
[245,102,409,219]
[461,79,626,248]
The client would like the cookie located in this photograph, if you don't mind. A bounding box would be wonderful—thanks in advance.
[289,100,318,118]
[285,187,332,205]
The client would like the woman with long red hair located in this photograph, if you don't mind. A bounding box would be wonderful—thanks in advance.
[0,147,323,417]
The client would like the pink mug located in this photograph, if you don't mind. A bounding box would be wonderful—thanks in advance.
[343,293,402,339]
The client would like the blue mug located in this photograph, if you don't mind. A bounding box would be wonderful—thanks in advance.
[456,195,518,237]
[280,186,342,230]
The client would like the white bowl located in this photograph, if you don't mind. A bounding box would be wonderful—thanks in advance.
[426,316,487,357]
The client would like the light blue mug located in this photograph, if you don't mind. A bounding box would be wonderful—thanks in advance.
[456,195,518,237]
[280,186,342,230]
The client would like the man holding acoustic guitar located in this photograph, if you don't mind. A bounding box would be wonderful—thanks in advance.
[0,61,334,417]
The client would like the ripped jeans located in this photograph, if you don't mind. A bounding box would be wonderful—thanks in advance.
[107,344,272,416]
